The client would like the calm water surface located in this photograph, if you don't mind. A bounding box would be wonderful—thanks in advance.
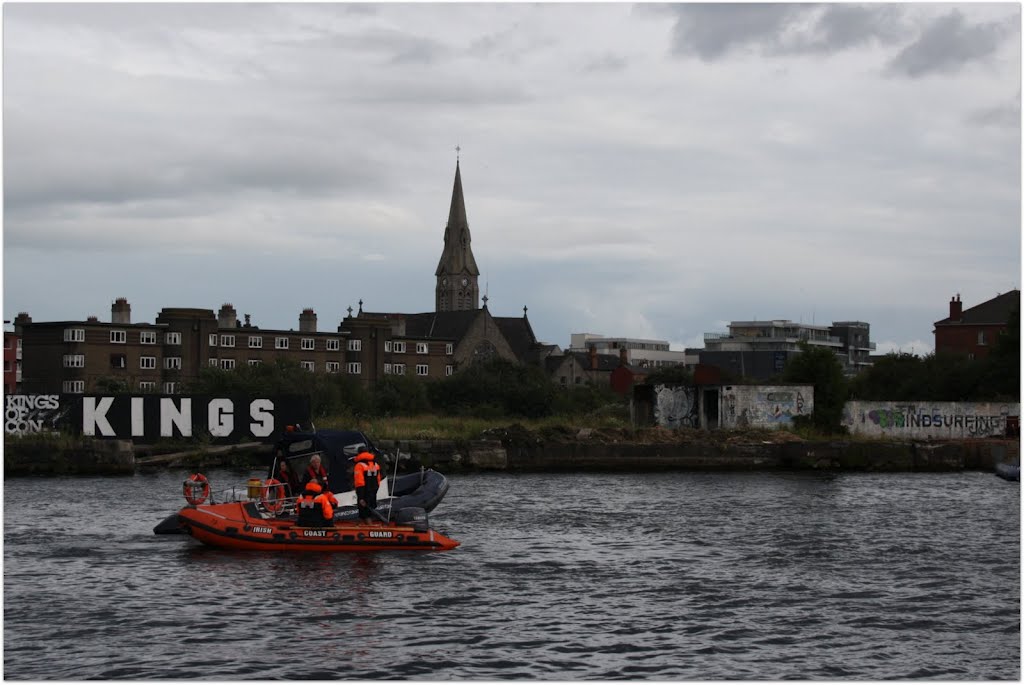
[3,469,1020,680]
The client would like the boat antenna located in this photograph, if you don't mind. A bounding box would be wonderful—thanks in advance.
[387,448,401,523]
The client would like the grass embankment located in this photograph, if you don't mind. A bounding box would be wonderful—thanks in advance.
[309,412,852,445]
[314,413,634,441]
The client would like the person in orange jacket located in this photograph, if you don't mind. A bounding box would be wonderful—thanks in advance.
[352,451,382,523]
[295,480,337,527]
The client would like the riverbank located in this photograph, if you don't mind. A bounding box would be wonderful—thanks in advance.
[3,426,1019,476]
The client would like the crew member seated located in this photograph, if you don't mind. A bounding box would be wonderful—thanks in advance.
[295,480,338,527]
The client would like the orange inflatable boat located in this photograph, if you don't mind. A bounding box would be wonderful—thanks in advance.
[177,501,460,553]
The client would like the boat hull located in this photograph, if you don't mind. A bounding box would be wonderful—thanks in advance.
[995,462,1020,482]
[177,502,459,552]
[155,469,450,535]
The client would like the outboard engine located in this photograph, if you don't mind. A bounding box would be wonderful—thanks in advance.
[394,507,429,532]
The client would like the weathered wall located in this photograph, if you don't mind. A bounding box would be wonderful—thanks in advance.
[719,385,814,429]
[653,384,698,428]
[842,401,1020,439]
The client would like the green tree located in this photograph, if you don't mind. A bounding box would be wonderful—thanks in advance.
[979,308,1020,400]
[783,341,849,433]
[550,382,625,416]
[848,352,923,401]
[94,377,131,394]
[372,374,432,415]
[428,357,557,418]
[183,358,371,418]
[644,364,694,386]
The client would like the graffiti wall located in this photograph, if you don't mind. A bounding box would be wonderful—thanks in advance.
[5,394,70,435]
[842,401,1019,439]
[4,394,310,442]
[653,384,698,429]
[719,385,814,429]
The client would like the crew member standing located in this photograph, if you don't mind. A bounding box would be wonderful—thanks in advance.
[295,480,337,527]
[352,451,382,523]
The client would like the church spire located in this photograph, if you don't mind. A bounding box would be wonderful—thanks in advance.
[436,156,480,311]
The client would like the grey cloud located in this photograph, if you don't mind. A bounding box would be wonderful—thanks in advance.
[665,4,911,60]
[966,95,1022,128]
[795,4,907,53]
[665,4,1018,79]
[581,53,630,74]
[667,3,804,60]
[885,10,1017,78]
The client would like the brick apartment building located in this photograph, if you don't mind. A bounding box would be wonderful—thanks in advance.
[933,290,1020,359]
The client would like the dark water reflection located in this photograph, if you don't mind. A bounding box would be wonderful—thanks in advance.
[3,469,1020,679]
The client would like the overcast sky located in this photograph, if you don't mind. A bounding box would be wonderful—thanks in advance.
[3,3,1020,356]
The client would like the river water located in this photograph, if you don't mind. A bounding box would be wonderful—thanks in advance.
[3,468,1020,680]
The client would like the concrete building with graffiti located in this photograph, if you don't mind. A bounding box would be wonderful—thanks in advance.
[843,401,1020,440]
[633,382,815,430]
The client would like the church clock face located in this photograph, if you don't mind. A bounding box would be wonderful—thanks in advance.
[442,277,448,286]
[461,278,468,286]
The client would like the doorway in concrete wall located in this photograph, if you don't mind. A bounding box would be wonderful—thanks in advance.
[703,388,719,429]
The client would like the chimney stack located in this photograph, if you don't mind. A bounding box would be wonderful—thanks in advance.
[14,312,31,333]
[300,308,317,333]
[218,303,238,329]
[111,297,131,324]
[949,294,962,320]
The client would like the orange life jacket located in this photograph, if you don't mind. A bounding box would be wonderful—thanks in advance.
[353,452,381,489]
[305,463,329,487]
[296,482,336,526]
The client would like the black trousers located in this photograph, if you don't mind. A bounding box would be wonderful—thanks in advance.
[357,485,378,519]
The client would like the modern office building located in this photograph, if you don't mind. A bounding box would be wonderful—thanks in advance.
[568,333,690,369]
[691,318,871,380]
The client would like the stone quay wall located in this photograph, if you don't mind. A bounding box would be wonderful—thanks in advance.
[4,434,1019,476]
[375,436,1017,474]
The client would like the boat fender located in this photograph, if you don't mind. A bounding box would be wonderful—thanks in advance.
[395,507,429,533]
[260,478,286,514]
[183,473,211,506]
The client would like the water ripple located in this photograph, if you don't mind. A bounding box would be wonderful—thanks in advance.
[3,470,1019,680]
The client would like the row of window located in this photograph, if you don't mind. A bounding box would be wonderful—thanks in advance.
[64,354,183,370]
[211,336,453,355]
[62,380,179,394]
[207,359,454,376]
[65,329,184,345]
[64,327,456,355]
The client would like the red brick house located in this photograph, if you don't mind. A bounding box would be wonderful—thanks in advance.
[4,328,20,394]
[933,290,1020,359]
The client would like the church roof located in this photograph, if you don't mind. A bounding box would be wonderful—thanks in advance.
[435,160,480,277]
[402,310,481,340]
[493,315,539,363]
